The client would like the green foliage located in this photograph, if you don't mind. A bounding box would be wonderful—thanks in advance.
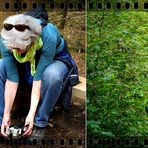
[87,10,148,137]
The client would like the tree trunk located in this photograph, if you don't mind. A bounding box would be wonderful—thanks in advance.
[59,0,69,29]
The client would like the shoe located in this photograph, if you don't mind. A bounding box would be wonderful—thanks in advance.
[28,125,47,144]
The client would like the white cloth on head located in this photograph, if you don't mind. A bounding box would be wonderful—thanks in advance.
[1,14,42,51]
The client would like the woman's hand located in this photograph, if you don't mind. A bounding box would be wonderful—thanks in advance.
[1,114,11,137]
[22,113,34,137]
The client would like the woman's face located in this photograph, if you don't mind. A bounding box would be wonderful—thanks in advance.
[15,48,27,54]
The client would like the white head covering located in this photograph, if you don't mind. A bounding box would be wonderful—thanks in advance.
[1,14,42,51]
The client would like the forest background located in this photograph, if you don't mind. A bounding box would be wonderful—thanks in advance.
[87,0,148,141]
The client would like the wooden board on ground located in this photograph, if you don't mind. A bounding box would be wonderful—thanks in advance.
[72,76,86,99]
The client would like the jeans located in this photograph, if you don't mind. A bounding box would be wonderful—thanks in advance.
[0,59,69,127]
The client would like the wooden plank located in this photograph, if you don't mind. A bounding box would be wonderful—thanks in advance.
[72,76,86,99]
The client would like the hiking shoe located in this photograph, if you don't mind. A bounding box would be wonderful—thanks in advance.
[28,125,47,144]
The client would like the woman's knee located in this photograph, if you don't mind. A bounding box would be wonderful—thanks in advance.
[0,59,6,80]
[42,67,63,86]
[42,62,68,85]
[0,59,4,70]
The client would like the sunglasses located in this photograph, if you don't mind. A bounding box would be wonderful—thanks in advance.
[3,23,30,32]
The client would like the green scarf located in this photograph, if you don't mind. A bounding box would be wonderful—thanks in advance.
[13,37,43,76]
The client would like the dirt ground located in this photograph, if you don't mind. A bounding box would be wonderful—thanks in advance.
[0,98,85,147]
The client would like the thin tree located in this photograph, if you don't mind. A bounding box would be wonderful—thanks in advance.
[59,0,69,29]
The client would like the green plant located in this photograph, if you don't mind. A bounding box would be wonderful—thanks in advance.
[87,10,148,138]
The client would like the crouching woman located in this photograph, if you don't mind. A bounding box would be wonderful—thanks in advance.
[0,13,78,138]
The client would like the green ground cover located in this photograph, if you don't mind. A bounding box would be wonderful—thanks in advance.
[87,10,148,137]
